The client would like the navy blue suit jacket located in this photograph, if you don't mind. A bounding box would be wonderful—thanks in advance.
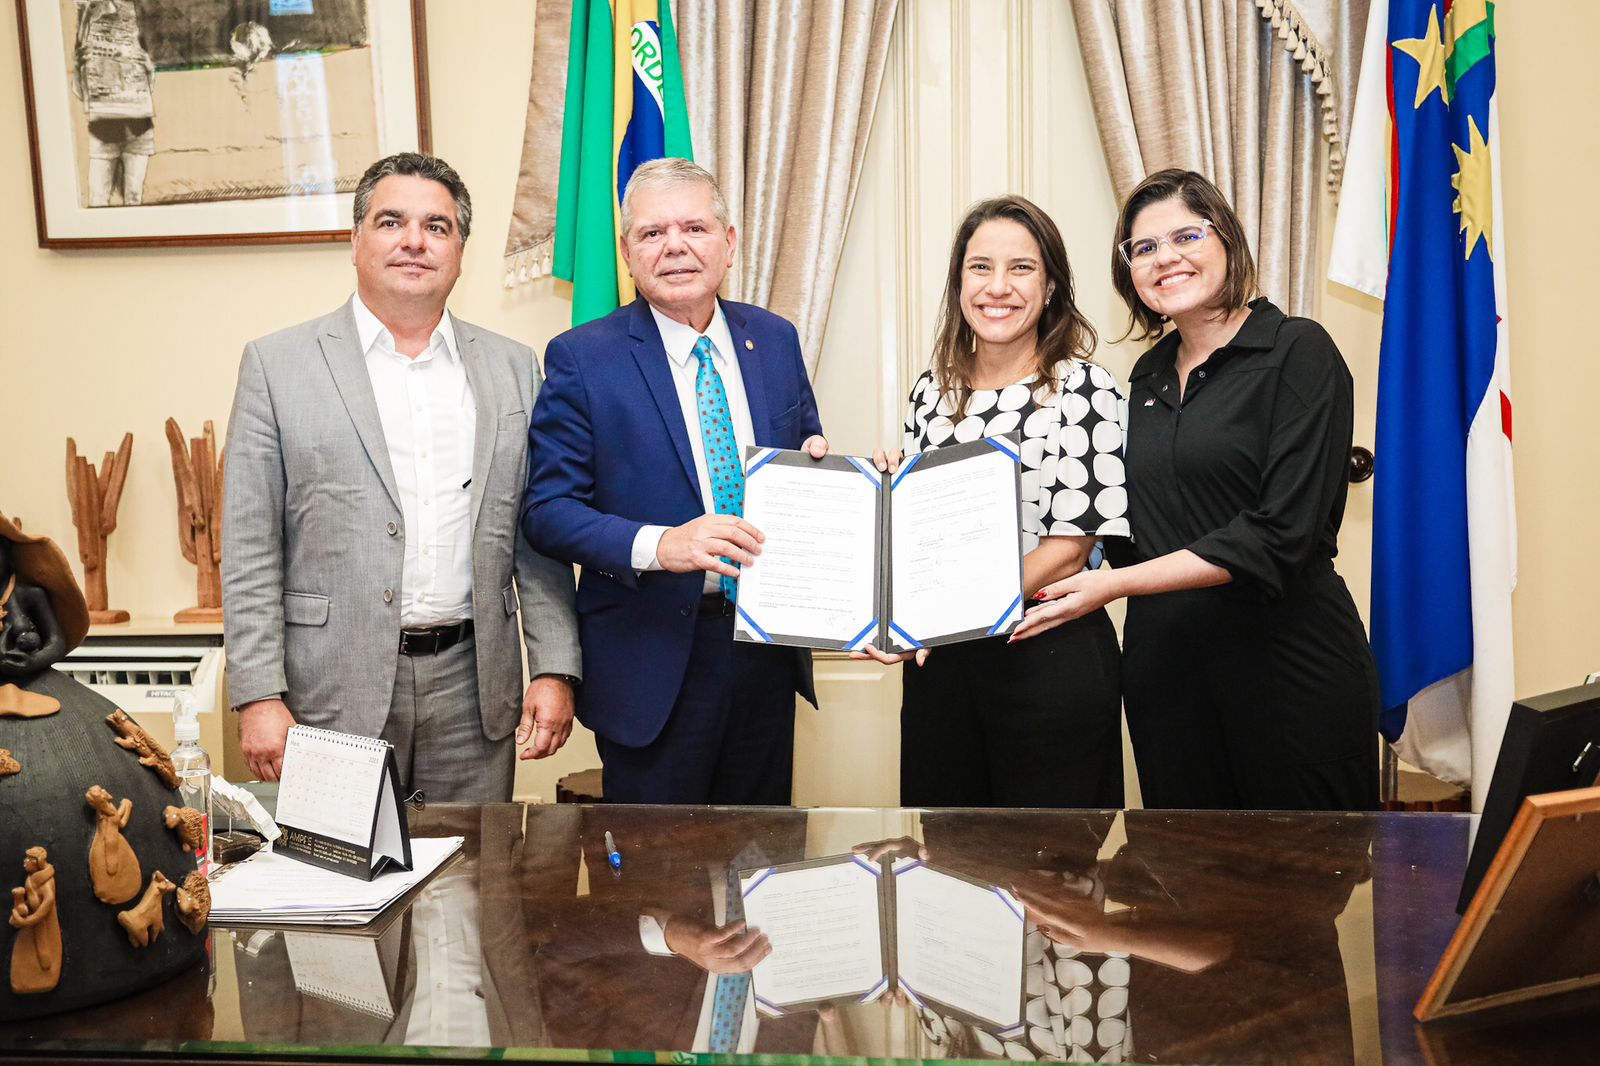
[522,298,823,747]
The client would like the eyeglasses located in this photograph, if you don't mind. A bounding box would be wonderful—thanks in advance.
[1118,220,1215,266]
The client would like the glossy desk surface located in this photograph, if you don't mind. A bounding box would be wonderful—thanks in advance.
[2,804,1595,1064]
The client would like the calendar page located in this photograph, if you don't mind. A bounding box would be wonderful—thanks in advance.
[276,727,389,844]
[275,725,412,879]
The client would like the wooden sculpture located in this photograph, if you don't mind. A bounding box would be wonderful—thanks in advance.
[85,785,140,905]
[116,871,175,948]
[164,418,224,623]
[175,871,209,935]
[9,847,62,995]
[65,433,133,624]
[106,708,178,788]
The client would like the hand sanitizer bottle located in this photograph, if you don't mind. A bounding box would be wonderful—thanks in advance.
[171,690,213,877]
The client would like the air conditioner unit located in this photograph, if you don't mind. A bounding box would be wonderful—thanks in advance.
[60,635,226,761]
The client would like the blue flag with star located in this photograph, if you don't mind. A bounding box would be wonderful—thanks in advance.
[1332,0,1515,796]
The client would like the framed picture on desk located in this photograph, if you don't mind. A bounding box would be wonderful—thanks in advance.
[1416,784,1600,1021]
[14,0,430,248]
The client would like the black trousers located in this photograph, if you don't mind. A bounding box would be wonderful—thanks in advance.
[900,608,1122,809]
[1122,569,1380,812]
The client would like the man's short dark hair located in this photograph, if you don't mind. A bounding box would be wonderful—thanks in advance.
[352,152,473,243]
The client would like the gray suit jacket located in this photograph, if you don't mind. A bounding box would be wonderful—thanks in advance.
[221,302,580,742]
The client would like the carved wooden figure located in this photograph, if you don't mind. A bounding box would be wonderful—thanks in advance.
[65,433,133,624]
[164,418,225,623]
[8,847,62,995]
[85,785,141,904]
[175,871,210,935]
[117,871,175,948]
[105,708,178,788]
[163,806,204,853]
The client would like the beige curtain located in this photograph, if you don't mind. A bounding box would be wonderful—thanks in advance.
[676,0,899,375]
[1255,0,1371,191]
[1070,0,1370,316]
[502,1,899,375]
[502,0,573,286]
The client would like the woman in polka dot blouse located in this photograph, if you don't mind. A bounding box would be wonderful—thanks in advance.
[859,195,1130,808]
[1012,169,1378,812]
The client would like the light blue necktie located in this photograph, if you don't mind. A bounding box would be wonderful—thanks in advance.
[692,335,744,602]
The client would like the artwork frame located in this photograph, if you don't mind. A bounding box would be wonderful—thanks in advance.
[14,0,431,249]
[1415,784,1600,1022]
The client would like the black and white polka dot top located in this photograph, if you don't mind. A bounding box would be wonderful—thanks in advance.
[901,362,1131,554]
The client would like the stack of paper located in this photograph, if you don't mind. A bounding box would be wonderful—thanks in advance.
[209,836,463,926]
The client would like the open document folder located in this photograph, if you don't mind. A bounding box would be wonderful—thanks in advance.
[734,434,1025,653]
[738,854,1027,1034]
[209,835,463,926]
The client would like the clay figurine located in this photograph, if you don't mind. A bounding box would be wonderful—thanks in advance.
[0,749,18,778]
[0,569,63,721]
[105,708,178,788]
[86,784,141,905]
[175,871,210,935]
[0,530,80,677]
[0,683,61,718]
[163,806,204,853]
[116,871,175,948]
[9,847,62,994]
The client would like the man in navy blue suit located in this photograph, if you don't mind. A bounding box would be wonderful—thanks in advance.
[522,158,827,805]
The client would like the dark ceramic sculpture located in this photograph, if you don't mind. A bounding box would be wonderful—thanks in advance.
[0,512,206,1020]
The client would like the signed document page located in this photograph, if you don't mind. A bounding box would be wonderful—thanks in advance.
[893,860,1026,1032]
[735,450,882,650]
[886,438,1023,651]
[740,855,888,1013]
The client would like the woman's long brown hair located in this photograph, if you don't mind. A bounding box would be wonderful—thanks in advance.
[930,195,1097,421]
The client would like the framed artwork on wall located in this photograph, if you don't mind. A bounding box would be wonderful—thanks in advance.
[14,0,430,248]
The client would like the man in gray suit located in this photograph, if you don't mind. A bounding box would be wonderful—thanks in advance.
[222,152,580,802]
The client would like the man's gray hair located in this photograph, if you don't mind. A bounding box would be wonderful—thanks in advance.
[352,152,473,243]
[620,157,730,238]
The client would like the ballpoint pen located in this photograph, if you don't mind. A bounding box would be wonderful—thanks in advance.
[604,830,622,873]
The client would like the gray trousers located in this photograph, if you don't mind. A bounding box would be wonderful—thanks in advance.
[379,635,515,804]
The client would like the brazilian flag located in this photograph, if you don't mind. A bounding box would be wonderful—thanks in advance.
[553,0,694,326]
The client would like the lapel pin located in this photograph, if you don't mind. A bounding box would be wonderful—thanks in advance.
[1144,398,1156,406]
[744,339,754,350]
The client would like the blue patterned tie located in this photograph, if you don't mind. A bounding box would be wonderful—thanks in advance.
[692,335,744,602]
[708,845,764,1052]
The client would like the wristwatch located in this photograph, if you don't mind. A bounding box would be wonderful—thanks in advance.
[536,673,581,687]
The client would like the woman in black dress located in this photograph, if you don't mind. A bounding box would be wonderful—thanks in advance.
[860,195,1129,808]
[1011,169,1379,811]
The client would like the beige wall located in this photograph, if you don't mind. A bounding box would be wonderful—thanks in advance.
[3,1,1597,801]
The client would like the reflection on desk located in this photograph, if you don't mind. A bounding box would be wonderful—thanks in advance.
[2,804,1599,1064]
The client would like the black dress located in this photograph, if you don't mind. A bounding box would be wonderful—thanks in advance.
[898,363,1129,808]
[1111,299,1379,811]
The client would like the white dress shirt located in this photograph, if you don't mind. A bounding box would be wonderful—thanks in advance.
[630,301,756,594]
[403,863,493,1046]
[353,294,477,627]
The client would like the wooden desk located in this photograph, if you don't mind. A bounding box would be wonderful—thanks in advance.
[1,806,1594,1063]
